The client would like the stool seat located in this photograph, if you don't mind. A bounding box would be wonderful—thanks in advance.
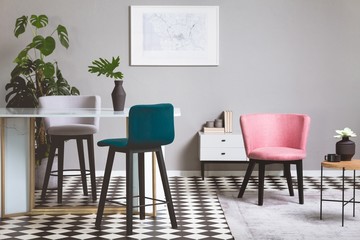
[97,138,128,147]
[48,124,98,136]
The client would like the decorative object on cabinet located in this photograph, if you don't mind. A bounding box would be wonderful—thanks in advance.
[334,127,356,161]
[4,14,80,167]
[202,110,233,134]
[88,56,126,111]
[198,131,247,180]
[130,5,219,66]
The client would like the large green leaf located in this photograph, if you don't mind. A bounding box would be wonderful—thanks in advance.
[5,76,36,107]
[14,15,28,38]
[57,25,69,49]
[88,56,124,80]
[30,15,48,28]
[33,35,44,49]
[40,36,55,56]
[43,62,55,78]
[10,59,36,78]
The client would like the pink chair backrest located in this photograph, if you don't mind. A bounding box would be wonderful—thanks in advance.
[240,114,311,157]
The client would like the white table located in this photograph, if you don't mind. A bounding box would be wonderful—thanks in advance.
[0,107,181,217]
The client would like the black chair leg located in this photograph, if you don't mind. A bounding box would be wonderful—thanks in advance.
[41,142,57,202]
[156,148,177,229]
[284,163,294,196]
[138,152,145,220]
[87,135,97,201]
[258,163,265,206]
[238,160,256,198]
[57,139,65,204]
[95,149,115,228]
[77,138,88,196]
[126,151,134,235]
[296,160,304,204]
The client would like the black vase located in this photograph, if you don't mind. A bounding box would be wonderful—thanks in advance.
[111,80,126,111]
[336,137,355,161]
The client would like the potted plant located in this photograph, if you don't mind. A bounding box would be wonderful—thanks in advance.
[334,127,357,161]
[88,56,125,111]
[4,14,80,188]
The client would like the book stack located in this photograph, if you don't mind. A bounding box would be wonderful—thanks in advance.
[223,110,233,133]
[203,127,225,133]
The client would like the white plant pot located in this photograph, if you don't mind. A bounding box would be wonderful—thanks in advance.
[35,156,58,190]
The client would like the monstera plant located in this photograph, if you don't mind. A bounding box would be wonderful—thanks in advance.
[5,14,80,164]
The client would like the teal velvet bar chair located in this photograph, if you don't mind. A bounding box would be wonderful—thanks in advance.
[95,103,177,235]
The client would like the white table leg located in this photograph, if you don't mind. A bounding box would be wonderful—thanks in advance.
[1,118,30,216]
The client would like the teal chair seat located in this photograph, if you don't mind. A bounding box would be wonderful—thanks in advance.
[95,103,177,235]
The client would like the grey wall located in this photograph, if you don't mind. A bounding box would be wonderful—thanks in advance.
[1,0,360,172]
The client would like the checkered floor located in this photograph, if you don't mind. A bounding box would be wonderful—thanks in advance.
[1,175,360,239]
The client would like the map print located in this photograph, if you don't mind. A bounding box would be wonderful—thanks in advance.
[143,12,207,51]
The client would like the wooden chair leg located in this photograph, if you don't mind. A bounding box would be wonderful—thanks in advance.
[95,149,115,229]
[41,141,57,202]
[87,135,97,201]
[258,163,265,206]
[138,152,145,220]
[238,160,256,198]
[77,138,88,196]
[156,148,177,229]
[57,139,65,204]
[284,163,294,196]
[296,160,304,204]
[126,151,134,235]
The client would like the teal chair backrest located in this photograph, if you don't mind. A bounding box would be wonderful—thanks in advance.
[127,103,175,147]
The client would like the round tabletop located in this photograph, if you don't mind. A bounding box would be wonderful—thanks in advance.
[322,159,360,170]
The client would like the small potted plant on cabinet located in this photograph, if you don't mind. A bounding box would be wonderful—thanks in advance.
[4,14,80,188]
[88,56,125,111]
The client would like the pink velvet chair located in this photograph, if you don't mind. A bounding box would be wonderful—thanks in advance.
[238,113,310,205]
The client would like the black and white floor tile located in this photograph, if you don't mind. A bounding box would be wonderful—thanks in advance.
[1,175,360,239]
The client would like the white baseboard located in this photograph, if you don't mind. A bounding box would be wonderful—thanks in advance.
[96,170,357,178]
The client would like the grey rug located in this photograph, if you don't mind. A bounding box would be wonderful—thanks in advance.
[218,190,360,240]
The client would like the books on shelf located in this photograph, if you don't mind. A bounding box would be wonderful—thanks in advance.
[223,110,233,133]
[203,127,225,133]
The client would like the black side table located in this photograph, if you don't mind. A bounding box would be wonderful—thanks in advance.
[320,160,360,226]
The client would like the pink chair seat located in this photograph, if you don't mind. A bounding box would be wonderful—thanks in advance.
[249,147,306,161]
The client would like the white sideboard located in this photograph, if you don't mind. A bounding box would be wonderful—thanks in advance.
[198,131,247,180]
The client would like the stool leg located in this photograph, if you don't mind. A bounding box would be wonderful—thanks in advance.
[138,152,145,220]
[238,160,256,198]
[76,138,88,196]
[95,149,115,229]
[156,148,177,229]
[57,139,65,204]
[41,141,57,202]
[87,135,97,201]
[126,151,134,235]
[284,163,294,196]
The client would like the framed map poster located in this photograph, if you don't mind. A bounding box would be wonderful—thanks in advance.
[130,6,219,66]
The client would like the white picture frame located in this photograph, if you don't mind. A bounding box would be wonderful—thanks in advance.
[130,5,219,66]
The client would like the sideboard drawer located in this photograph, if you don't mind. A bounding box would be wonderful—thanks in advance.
[200,133,243,148]
[200,148,247,161]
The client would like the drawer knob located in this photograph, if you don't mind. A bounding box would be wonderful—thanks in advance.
[221,152,226,155]
[221,139,226,142]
